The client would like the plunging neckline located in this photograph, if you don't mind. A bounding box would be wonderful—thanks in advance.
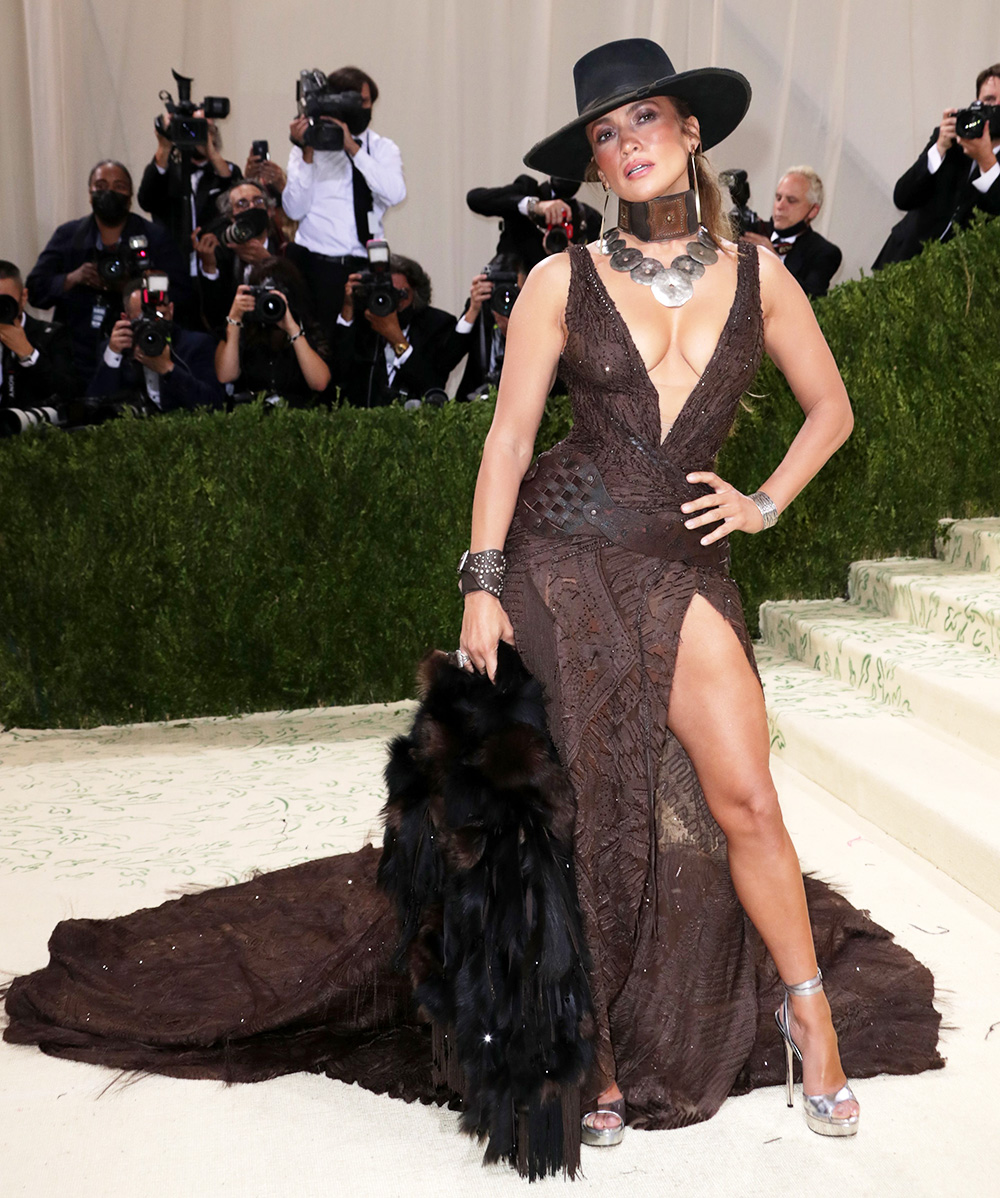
[581,243,744,448]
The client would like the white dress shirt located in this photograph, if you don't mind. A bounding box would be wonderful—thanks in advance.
[927,141,1000,192]
[283,131,406,257]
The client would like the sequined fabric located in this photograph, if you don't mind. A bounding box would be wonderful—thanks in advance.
[502,242,942,1126]
[2,242,942,1131]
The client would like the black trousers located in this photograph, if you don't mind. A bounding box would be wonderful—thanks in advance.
[286,245,367,342]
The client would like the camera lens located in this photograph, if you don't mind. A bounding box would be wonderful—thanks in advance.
[0,294,20,325]
[543,226,569,254]
[256,291,287,323]
[100,256,126,282]
[368,289,396,318]
[138,327,167,356]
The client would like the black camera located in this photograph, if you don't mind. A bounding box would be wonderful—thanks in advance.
[250,139,270,161]
[244,282,287,325]
[128,273,173,357]
[954,101,1000,141]
[0,294,20,325]
[204,206,269,247]
[296,69,366,152]
[352,240,407,317]
[130,315,172,358]
[483,263,520,317]
[156,68,230,147]
[718,169,760,238]
[97,235,151,285]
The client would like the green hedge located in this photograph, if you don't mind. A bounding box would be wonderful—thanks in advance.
[1,219,998,728]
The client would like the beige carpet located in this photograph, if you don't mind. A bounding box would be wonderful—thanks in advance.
[2,706,999,1197]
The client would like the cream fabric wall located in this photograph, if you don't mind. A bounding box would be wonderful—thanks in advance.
[2,0,998,315]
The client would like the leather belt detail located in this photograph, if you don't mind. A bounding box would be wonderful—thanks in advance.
[519,449,728,570]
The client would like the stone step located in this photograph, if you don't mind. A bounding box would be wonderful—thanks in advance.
[759,598,1000,760]
[756,644,1000,912]
[936,518,1000,575]
[847,558,1000,657]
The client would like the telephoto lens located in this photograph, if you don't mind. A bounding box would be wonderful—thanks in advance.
[0,406,66,436]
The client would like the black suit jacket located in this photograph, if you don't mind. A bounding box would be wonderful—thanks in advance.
[873,130,1000,268]
[440,306,503,399]
[137,156,242,255]
[467,175,602,271]
[763,223,842,298]
[331,305,457,407]
[86,326,223,412]
[26,213,191,380]
[1,314,80,407]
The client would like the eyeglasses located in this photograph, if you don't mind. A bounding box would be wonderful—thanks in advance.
[231,195,268,212]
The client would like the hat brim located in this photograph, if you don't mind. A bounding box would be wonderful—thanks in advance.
[523,67,751,181]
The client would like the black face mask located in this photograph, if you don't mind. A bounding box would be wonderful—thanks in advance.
[349,108,372,136]
[91,190,131,225]
[772,217,811,240]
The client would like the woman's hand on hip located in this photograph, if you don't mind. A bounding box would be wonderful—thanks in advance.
[681,470,766,543]
[460,592,515,682]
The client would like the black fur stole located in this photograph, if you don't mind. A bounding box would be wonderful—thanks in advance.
[378,642,594,1180]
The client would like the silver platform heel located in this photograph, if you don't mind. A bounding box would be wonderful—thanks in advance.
[774,967,860,1138]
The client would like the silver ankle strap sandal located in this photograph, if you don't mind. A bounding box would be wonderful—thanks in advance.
[774,968,860,1138]
[581,1096,626,1147]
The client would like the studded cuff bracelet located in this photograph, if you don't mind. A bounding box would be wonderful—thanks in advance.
[458,548,507,598]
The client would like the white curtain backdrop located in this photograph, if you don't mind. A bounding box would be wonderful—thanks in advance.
[2,0,999,317]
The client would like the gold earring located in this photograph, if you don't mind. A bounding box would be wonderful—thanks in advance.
[688,151,702,227]
[600,186,614,240]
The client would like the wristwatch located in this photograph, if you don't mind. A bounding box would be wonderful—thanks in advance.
[393,339,410,356]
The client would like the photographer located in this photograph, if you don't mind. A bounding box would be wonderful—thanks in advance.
[332,252,455,407]
[874,63,1000,268]
[215,258,330,404]
[466,174,601,270]
[744,166,842,298]
[26,160,189,380]
[0,260,79,407]
[442,253,527,399]
[244,149,297,252]
[283,66,406,333]
[137,110,241,272]
[195,180,281,329]
[87,276,223,412]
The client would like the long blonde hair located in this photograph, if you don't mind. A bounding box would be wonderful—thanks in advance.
[584,95,733,247]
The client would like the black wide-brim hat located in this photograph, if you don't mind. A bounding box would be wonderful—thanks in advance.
[524,38,751,181]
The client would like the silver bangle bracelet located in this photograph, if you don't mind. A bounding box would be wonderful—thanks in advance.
[749,490,779,530]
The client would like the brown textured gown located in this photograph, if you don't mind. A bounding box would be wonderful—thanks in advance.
[3,241,942,1129]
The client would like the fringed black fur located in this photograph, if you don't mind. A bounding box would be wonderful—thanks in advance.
[378,642,594,1180]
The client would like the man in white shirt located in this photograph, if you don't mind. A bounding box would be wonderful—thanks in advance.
[283,66,406,337]
[873,62,1000,268]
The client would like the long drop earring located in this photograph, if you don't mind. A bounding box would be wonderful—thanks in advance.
[688,151,702,228]
[599,181,613,242]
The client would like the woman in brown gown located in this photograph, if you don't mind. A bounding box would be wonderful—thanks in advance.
[4,37,940,1171]
[457,38,940,1141]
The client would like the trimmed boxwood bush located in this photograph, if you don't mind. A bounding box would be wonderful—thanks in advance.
[1,219,998,727]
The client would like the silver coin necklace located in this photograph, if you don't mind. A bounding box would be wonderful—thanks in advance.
[599,188,719,308]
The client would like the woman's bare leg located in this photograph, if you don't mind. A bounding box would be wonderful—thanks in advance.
[665,594,856,1113]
